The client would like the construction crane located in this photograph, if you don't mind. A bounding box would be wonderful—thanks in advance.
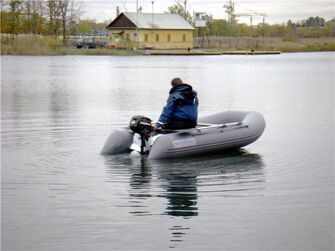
[224,0,267,26]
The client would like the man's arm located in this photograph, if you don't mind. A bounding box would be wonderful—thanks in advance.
[157,96,175,128]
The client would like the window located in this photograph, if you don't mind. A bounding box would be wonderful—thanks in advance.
[182,34,186,42]
[167,34,171,42]
[144,34,148,42]
[126,33,130,40]
[155,34,159,42]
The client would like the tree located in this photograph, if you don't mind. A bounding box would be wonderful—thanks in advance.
[167,0,192,24]
[68,0,82,35]
[59,0,70,45]
[76,19,94,34]
[306,16,325,27]
[287,19,294,28]
[46,0,62,36]
[206,19,230,36]
[58,0,82,43]
[21,0,44,34]
[7,0,23,35]
[45,0,80,43]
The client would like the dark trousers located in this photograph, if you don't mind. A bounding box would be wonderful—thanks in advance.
[163,119,197,130]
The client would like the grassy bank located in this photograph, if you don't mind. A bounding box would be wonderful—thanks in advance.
[1,34,335,55]
[62,48,142,56]
[196,36,335,52]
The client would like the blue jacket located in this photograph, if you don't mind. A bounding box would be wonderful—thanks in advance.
[157,84,198,128]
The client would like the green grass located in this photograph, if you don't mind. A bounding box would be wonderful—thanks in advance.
[303,42,335,52]
[275,41,335,52]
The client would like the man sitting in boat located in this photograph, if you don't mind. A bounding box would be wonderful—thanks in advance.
[152,77,199,130]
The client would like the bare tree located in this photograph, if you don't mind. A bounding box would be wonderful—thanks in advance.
[46,0,62,36]
[36,1,44,34]
[168,0,192,24]
[177,0,187,10]
[59,0,83,45]
[45,0,81,44]
[68,0,83,36]
[59,0,69,45]
[23,0,32,32]
[22,0,42,34]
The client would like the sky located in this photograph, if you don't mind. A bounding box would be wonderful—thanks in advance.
[80,0,335,24]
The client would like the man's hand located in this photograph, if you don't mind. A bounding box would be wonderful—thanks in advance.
[152,123,161,131]
[151,123,158,131]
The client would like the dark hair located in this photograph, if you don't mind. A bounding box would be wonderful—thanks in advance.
[171,77,183,87]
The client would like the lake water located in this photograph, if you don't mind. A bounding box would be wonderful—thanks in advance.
[1,53,334,251]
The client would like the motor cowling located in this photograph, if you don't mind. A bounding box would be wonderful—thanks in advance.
[129,115,153,155]
[129,115,152,136]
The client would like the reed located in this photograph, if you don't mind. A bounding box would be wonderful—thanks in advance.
[1,35,63,55]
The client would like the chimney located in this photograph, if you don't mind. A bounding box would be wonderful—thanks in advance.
[116,6,120,16]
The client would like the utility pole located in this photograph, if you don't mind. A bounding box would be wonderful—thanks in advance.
[223,0,236,25]
[151,1,154,40]
[151,1,154,28]
[136,0,139,49]
[223,0,266,26]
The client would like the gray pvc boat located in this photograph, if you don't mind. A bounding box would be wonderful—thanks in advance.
[101,111,266,159]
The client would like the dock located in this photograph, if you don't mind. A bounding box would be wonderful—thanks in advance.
[144,50,281,56]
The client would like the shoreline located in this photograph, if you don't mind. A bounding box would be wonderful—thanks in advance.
[1,48,335,56]
[1,36,335,56]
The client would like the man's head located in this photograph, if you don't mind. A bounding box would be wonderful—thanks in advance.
[171,77,183,87]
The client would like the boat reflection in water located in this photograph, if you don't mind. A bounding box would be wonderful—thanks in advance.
[104,149,265,247]
[153,149,265,216]
[160,165,198,218]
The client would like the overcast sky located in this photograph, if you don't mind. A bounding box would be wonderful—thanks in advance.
[80,0,335,24]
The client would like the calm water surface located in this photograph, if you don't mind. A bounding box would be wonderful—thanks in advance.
[1,53,334,250]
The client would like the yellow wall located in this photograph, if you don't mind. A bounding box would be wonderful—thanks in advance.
[109,29,194,49]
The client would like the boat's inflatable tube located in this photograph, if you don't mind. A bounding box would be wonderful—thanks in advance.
[101,128,133,155]
[101,111,265,159]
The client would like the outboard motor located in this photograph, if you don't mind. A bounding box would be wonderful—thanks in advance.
[129,115,152,155]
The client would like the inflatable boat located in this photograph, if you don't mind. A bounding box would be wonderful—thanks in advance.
[101,111,266,160]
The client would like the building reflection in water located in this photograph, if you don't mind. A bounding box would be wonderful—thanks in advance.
[104,149,265,248]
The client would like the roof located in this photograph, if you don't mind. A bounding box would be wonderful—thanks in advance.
[107,12,194,30]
